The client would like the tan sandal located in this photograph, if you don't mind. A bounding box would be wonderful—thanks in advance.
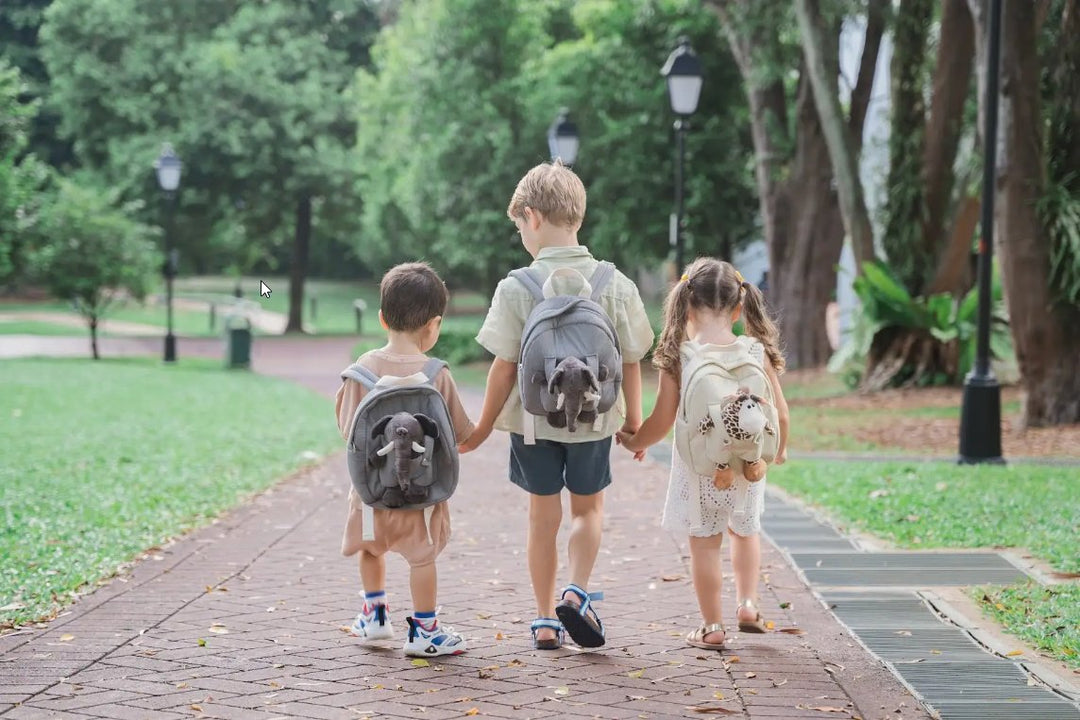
[737,598,768,633]
[686,623,726,650]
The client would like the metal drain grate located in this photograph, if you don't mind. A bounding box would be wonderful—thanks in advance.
[792,552,1021,569]
[927,701,1080,720]
[801,566,1028,586]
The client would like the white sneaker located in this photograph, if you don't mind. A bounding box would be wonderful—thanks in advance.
[402,616,466,657]
[350,603,394,641]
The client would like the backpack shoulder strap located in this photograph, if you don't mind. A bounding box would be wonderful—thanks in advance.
[588,261,616,302]
[508,268,546,303]
[341,362,380,390]
[421,357,448,383]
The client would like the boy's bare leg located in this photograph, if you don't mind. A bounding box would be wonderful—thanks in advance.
[688,533,725,642]
[359,551,386,598]
[410,563,437,615]
[728,530,762,623]
[528,493,563,642]
[566,491,604,593]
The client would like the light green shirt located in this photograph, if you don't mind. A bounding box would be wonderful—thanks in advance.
[475,245,656,443]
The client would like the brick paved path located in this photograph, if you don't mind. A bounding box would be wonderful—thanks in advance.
[0,338,929,719]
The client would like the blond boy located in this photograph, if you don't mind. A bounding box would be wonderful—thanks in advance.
[459,161,654,649]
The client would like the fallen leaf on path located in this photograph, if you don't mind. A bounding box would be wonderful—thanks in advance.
[554,686,569,696]
[713,692,725,700]
[1007,650,1024,657]
[685,705,738,715]
[661,574,684,582]
[478,669,495,679]
[726,655,740,663]
[772,679,788,687]
[796,705,849,713]
[931,650,942,655]
[627,695,647,701]
[59,634,74,642]
[209,624,228,634]
[627,669,645,678]
[777,628,806,635]
[494,632,505,640]
[465,708,479,716]
[412,659,430,667]
[476,612,493,620]
[268,681,282,689]
[190,705,203,712]
[175,682,189,689]
[765,620,776,630]
[745,672,757,678]
[507,658,526,667]
[197,638,206,647]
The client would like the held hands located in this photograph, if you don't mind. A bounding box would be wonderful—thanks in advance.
[775,447,788,465]
[458,423,493,454]
[615,422,646,462]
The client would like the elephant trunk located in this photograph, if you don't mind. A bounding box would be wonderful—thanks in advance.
[394,427,412,488]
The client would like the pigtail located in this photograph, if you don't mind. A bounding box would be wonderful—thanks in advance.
[740,282,785,373]
[653,278,692,384]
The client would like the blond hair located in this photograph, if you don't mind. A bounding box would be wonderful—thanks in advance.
[654,257,785,383]
[506,160,586,229]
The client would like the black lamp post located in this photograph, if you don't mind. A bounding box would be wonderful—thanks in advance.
[548,108,579,166]
[154,143,182,363]
[958,0,1004,464]
[661,37,702,275]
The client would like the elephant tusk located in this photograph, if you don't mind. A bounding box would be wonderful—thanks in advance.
[412,441,426,454]
[556,392,565,410]
[376,441,396,457]
[583,391,600,405]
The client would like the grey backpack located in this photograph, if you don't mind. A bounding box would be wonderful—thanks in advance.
[509,262,623,444]
[341,358,459,519]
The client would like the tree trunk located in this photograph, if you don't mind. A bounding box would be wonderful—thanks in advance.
[848,0,888,150]
[794,0,876,271]
[89,316,99,360]
[285,195,312,334]
[997,0,1080,426]
[921,0,975,293]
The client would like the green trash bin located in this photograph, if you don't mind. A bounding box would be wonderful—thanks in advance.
[225,313,252,369]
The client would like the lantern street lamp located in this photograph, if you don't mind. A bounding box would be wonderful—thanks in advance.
[958,0,1005,464]
[154,143,182,363]
[548,108,579,166]
[661,37,702,275]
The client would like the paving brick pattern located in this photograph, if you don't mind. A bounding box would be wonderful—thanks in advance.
[1,338,929,719]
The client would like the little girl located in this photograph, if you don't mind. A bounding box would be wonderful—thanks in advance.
[618,258,789,649]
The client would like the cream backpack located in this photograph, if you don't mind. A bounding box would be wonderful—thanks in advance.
[674,336,780,515]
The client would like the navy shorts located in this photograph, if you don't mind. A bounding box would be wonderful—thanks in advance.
[509,434,613,496]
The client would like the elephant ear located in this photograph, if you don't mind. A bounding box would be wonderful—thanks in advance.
[547,367,565,396]
[370,414,394,439]
[597,364,610,381]
[582,365,600,393]
[414,413,440,440]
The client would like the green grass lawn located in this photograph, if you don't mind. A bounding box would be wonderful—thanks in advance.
[0,357,340,628]
[0,320,83,336]
[770,460,1080,667]
[0,300,223,338]
[976,583,1079,666]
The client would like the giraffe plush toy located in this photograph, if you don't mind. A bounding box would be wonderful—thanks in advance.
[711,388,776,489]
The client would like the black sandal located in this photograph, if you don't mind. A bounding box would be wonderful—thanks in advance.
[530,617,563,650]
[555,584,605,648]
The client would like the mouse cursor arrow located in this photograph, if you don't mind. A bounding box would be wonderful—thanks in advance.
[259,281,272,298]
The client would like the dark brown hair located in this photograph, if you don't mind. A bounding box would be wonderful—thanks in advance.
[379,262,449,332]
[653,257,785,382]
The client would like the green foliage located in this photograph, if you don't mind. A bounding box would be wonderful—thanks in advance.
[771,459,1080,573]
[0,58,54,287]
[355,0,756,289]
[29,179,160,347]
[1040,174,1080,306]
[975,583,1080,669]
[38,0,378,276]
[828,260,1012,387]
[0,357,339,627]
[432,328,494,366]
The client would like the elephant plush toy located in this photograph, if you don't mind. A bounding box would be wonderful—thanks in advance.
[370,412,439,507]
[712,388,776,490]
[546,356,607,432]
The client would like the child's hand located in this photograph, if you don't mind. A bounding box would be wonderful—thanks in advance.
[458,424,492,454]
[615,430,646,462]
[775,447,788,465]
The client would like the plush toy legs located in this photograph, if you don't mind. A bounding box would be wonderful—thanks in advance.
[743,460,767,482]
[713,464,735,490]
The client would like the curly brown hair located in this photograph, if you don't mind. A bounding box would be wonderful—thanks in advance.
[653,257,784,383]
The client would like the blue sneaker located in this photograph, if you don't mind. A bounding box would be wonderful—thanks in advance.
[350,602,394,642]
[402,616,466,657]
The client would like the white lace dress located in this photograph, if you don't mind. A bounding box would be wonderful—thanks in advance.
[661,340,769,538]
[661,446,765,538]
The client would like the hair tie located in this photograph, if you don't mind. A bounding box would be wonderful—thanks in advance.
[740,280,750,290]
[680,273,689,283]
[734,269,745,283]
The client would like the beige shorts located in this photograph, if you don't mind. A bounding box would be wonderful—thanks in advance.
[341,489,451,567]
